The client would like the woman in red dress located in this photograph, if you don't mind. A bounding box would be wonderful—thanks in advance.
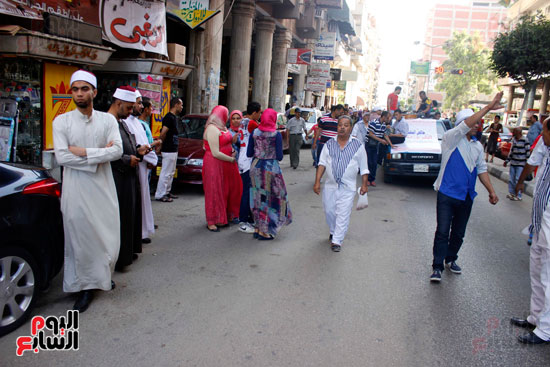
[202,106,243,231]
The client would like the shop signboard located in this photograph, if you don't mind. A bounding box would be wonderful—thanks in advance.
[26,35,112,65]
[335,80,347,91]
[0,0,100,25]
[314,32,336,61]
[151,61,193,79]
[341,70,358,81]
[410,61,430,76]
[166,0,220,29]
[286,48,312,65]
[309,63,330,78]
[43,63,78,150]
[315,0,343,8]
[151,78,171,137]
[330,68,341,81]
[137,74,162,115]
[306,77,330,92]
[102,0,167,56]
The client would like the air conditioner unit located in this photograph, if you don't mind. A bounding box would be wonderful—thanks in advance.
[314,9,325,19]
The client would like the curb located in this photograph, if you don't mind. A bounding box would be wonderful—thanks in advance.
[487,163,534,198]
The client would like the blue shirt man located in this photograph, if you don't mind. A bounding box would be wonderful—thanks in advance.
[430,93,502,283]
[527,115,543,145]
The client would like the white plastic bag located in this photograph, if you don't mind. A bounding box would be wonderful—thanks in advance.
[356,188,368,210]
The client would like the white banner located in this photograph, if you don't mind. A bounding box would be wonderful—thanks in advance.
[391,119,442,154]
[306,77,330,92]
[102,0,167,56]
[314,32,336,61]
[309,63,330,78]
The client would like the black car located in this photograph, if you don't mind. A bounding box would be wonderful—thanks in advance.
[0,162,64,336]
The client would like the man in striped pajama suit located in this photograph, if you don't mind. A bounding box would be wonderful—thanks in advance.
[313,115,369,253]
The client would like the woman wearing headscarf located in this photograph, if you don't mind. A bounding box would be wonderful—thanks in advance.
[247,108,292,240]
[203,106,243,232]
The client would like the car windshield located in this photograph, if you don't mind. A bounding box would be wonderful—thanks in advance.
[436,120,446,140]
[178,118,206,139]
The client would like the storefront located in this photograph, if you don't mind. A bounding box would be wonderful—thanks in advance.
[0,29,114,167]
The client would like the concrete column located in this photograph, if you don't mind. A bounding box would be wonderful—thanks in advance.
[227,0,255,112]
[269,28,292,112]
[252,17,275,109]
[200,0,224,113]
[540,79,550,115]
[292,64,306,106]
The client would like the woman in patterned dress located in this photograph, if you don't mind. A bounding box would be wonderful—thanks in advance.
[246,108,292,240]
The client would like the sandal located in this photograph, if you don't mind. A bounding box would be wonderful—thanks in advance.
[257,233,274,241]
[156,196,173,202]
[206,225,220,232]
[167,193,178,199]
[331,244,341,252]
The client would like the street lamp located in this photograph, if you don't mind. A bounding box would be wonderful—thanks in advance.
[413,41,442,93]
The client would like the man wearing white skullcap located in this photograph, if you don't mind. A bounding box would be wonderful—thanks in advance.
[53,69,123,312]
[108,86,152,271]
[124,90,161,245]
[429,92,503,283]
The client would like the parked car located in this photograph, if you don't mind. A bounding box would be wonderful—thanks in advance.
[155,113,289,185]
[383,119,447,183]
[479,125,512,148]
[0,162,64,336]
[298,108,323,146]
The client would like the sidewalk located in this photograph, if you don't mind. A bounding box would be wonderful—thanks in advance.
[486,156,535,197]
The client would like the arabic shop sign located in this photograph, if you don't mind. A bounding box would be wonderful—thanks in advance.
[286,49,312,65]
[0,0,100,25]
[314,32,336,61]
[309,63,330,78]
[102,0,167,56]
[410,61,430,76]
[166,0,220,29]
[306,77,330,92]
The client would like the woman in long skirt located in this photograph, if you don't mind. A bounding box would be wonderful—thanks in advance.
[246,108,292,240]
[203,105,243,231]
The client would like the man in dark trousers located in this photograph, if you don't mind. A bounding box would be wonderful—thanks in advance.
[430,92,503,282]
[108,86,151,271]
[155,98,183,202]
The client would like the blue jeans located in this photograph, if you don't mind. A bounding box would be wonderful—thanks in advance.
[311,146,317,166]
[432,192,473,271]
[239,171,253,224]
[509,165,524,198]
[366,144,378,182]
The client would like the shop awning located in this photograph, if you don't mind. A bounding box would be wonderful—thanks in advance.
[92,59,194,80]
[0,28,114,65]
[327,0,356,36]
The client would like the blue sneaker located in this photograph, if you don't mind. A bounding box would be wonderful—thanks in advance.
[445,261,462,274]
[430,270,442,282]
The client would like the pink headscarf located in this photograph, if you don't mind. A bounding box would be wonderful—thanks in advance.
[259,108,277,132]
[230,110,243,120]
[204,105,229,138]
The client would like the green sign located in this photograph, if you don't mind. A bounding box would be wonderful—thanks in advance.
[410,61,430,76]
[335,80,347,90]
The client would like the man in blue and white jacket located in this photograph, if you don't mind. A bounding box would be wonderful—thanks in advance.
[430,92,503,282]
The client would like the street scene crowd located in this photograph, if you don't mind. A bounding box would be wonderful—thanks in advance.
[48,70,550,347]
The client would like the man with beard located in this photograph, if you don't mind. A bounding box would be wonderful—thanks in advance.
[53,70,123,312]
[124,91,161,244]
[107,86,152,271]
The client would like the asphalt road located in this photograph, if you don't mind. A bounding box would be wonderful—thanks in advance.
[2,150,550,366]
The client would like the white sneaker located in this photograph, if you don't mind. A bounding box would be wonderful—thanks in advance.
[238,222,255,233]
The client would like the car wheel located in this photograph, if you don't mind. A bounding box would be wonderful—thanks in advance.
[0,247,40,337]
[383,173,393,184]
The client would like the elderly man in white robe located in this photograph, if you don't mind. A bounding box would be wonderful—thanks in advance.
[53,70,122,312]
[314,115,369,252]
[512,117,550,345]
[124,90,161,244]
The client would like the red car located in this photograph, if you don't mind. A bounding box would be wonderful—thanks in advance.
[155,114,288,185]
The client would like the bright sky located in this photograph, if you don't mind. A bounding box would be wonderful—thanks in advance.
[349,0,473,106]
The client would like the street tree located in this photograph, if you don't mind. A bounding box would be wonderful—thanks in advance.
[435,32,498,111]
[491,14,550,125]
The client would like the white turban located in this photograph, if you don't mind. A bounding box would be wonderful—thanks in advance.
[135,90,142,99]
[113,86,137,103]
[456,109,474,125]
[70,70,97,88]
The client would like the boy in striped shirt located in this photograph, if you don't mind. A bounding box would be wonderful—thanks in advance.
[504,127,530,201]
[312,104,345,166]
[366,111,394,186]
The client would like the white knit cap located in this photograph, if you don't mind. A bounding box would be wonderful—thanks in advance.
[70,70,97,88]
[135,90,142,99]
[113,86,137,103]
[456,109,474,125]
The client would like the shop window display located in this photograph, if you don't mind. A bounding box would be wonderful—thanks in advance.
[0,60,42,166]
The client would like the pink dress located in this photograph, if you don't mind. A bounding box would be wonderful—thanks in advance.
[203,129,243,225]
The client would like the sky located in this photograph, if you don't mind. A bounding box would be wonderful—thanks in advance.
[348,0,473,106]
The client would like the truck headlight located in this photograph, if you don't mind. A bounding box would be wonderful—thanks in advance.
[187,159,203,167]
[391,153,402,160]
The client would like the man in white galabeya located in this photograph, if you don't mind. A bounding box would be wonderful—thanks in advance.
[53,70,123,312]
